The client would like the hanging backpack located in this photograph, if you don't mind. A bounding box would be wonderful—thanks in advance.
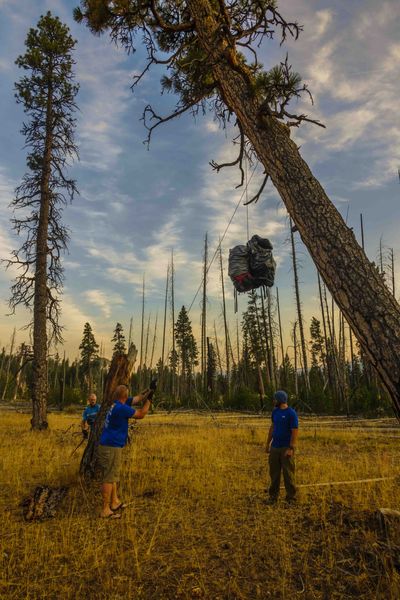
[228,245,255,293]
[247,235,276,288]
[228,235,276,294]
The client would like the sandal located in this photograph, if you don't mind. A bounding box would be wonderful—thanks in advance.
[111,503,127,511]
[100,512,122,519]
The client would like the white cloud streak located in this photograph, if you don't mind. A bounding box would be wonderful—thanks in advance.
[277,0,400,188]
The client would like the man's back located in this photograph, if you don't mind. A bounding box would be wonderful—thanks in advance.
[100,400,136,448]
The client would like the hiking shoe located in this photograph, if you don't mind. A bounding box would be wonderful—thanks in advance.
[263,498,278,506]
[283,498,297,508]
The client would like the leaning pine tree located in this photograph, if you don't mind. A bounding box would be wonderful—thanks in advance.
[75,1,400,419]
[6,13,79,430]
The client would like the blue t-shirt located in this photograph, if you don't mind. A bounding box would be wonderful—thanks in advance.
[82,404,100,427]
[271,407,298,448]
[100,398,136,448]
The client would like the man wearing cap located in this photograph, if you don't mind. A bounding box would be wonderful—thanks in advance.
[265,390,299,505]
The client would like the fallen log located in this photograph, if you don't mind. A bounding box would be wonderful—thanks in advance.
[80,343,138,478]
[22,485,68,521]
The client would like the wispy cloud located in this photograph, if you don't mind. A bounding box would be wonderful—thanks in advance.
[0,0,399,357]
[83,289,125,319]
[276,0,400,188]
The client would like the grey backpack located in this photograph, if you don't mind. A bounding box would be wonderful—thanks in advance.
[228,235,276,293]
[247,235,276,288]
[228,245,255,293]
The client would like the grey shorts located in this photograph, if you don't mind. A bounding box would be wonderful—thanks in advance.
[97,445,123,483]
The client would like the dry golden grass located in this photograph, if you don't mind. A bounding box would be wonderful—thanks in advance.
[1,410,400,599]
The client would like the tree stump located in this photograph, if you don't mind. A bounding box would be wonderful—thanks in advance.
[80,344,138,478]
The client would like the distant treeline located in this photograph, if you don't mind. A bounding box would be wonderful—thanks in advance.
[0,299,392,417]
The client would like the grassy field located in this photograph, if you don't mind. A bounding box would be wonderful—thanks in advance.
[1,410,400,599]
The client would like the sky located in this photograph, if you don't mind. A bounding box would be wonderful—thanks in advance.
[0,0,399,362]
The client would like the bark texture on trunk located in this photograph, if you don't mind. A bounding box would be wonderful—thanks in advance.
[188,0,400,419]
[31,79,53,430]
[80,344,138,477]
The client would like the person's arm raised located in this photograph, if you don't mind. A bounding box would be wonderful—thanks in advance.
[133,397,152,420]
[131,389,150,405]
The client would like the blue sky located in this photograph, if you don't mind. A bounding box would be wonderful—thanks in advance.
[0,0,399,362]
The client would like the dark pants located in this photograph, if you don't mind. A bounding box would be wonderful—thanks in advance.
[268,447,296,501]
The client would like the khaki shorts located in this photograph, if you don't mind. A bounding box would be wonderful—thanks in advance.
[97,445,123,483]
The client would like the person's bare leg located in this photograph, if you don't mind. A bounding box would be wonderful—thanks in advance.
[100,483,114,517]
[111,482,122,510]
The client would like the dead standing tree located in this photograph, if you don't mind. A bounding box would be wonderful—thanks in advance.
[80,343,138,477]
[76,1,400,420]
[6,13,79,429]
[290,220,310,394]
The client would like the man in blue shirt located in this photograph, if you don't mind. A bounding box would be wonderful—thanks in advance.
[265,390,299,504]
[81,393,100,438]
[97,384,153,519]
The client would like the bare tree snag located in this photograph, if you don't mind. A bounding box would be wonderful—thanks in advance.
[219,242,230,381]
[160,264,169,388]
[80,344,138,478]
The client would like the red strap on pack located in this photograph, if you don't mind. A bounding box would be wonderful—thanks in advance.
[234,272,253,284]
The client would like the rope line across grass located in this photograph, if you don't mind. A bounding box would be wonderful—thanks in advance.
[298,475,398,488]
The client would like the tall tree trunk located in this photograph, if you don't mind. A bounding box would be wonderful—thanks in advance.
[290,221,309,393]
[227,326,236,368]
[161,264,169,388]
[128,316,133,348]
[266,289,278,388]
[219,243,230,381]
[206,336,213,396]
[150,313,158,370]
[80,344,138,477]
[323,283,340,407]
[0,347,6,385]
[317,273,332,389]
[171,249,176,399]
[379,236,384,276]
[201,233,208,394]
[139,274,145,388]
[360,214,365,251]
[2,328,16,402]
[260,292,274,388]
[253,291,271,386]
[213,321,223,378]
[236,318,241,365]
[13,349,25,403]
[293,322,299,397]
[391,248,395,297]
[31,78,53,430]
[276,287,286,386]
[144,313,151,368]
[60,350,66,410]
[189,0,400,419]
[256,362,265,411]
